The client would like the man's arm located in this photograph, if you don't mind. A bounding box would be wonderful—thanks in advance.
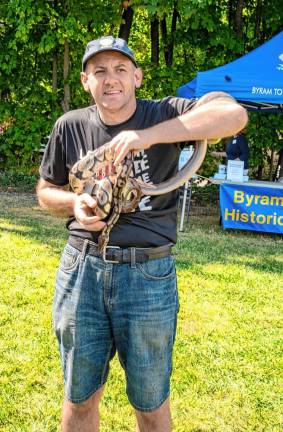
[36,178,106,231]
[211,151,227,158]
[107,92,248,165]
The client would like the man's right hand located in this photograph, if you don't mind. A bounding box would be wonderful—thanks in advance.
[37,179,107,231]
[74,193,106,231]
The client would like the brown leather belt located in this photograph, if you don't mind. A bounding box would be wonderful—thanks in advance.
[68,236,173,264]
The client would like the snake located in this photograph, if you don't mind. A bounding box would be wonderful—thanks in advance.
[69,93,237,255]
[69,146,143,256]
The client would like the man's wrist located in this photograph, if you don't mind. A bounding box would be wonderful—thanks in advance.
[138,128,154,150]
[141,125,163,149]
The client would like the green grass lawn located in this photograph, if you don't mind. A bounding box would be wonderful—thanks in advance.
[0,193,282,432]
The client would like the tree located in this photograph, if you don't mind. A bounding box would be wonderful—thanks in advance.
[0,0,282,176]
[119,2,134,41]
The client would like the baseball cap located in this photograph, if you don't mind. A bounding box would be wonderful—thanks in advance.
[82,36,138,71]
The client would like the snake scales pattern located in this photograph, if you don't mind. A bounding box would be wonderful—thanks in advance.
[69,147,142,255]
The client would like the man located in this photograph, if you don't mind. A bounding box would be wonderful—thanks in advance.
[37,36,248,432]
[211,128,249,175]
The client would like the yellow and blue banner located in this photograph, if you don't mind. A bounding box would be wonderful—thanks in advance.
[220,182,283,234]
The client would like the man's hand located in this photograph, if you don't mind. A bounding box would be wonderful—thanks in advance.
[106,130,151,166]
[74,193,106,231]
[211,150,227,158]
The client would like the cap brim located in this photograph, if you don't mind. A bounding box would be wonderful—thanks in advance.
[82,48,138,71]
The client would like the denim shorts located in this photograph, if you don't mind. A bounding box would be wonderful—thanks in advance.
[53,242,179,412]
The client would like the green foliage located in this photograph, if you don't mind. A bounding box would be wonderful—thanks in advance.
[0,0,282,174]
[247,112,283,177]
[0,0,125,170]
[0,171,38,192]
[138,65,184,99]
[0,97,59,171]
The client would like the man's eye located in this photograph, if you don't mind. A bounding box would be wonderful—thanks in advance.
[117,68,126,72]
[95,70,104,75]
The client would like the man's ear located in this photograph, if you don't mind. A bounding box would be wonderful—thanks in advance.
[80,72,89,92]
[134,67,143,89]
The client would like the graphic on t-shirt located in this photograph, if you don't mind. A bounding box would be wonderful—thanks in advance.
[133,150,152,211]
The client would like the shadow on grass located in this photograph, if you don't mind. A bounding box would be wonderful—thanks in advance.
[176,216,283,275]
[0,225,67,250]
[1,193,282,276]
[0,193,68,253]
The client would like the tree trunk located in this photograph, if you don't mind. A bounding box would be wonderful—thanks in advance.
[52,51,58,93]
[51,0,58,97]
[168,3,177,66]
[269,148,274,181]
[235,0,245,37]
[118,6,134,41]
[87,20,94,33]
[228,0,234,28]
[150,17,159,65]
[160,17,168,65]
[257,164,264,180]
[161,3,178,67]
[62,40,70,113]
[254,0,262,38]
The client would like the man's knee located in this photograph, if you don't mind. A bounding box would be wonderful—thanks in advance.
[135,398,171,432]
[63,386,104,415]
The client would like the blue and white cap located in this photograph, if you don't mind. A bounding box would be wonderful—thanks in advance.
[82,36,138,71]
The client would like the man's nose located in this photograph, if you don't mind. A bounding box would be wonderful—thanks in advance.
[104,71,118,85]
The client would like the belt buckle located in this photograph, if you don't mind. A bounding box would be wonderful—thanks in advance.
[102,246,121,264]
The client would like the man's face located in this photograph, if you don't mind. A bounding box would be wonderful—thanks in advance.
[81,51,142,119]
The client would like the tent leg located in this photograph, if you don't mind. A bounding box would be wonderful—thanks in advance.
[187,184,192,224]
[179,181,189,232]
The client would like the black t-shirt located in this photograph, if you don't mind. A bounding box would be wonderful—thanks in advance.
[226,133,249,169]
[40,97,194,247]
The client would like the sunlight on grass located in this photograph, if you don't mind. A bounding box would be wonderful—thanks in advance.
[0,221,32,233]
[0,193,282,431]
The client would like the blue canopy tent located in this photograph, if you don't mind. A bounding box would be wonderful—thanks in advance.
[177,31,283,111]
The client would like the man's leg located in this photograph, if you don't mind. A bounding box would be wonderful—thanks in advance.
[53,245,115,432]
[135,398,172,432]
[61,386,104,432]
[111,256,178,432]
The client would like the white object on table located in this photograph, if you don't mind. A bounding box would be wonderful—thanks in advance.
[227,160,244,182]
